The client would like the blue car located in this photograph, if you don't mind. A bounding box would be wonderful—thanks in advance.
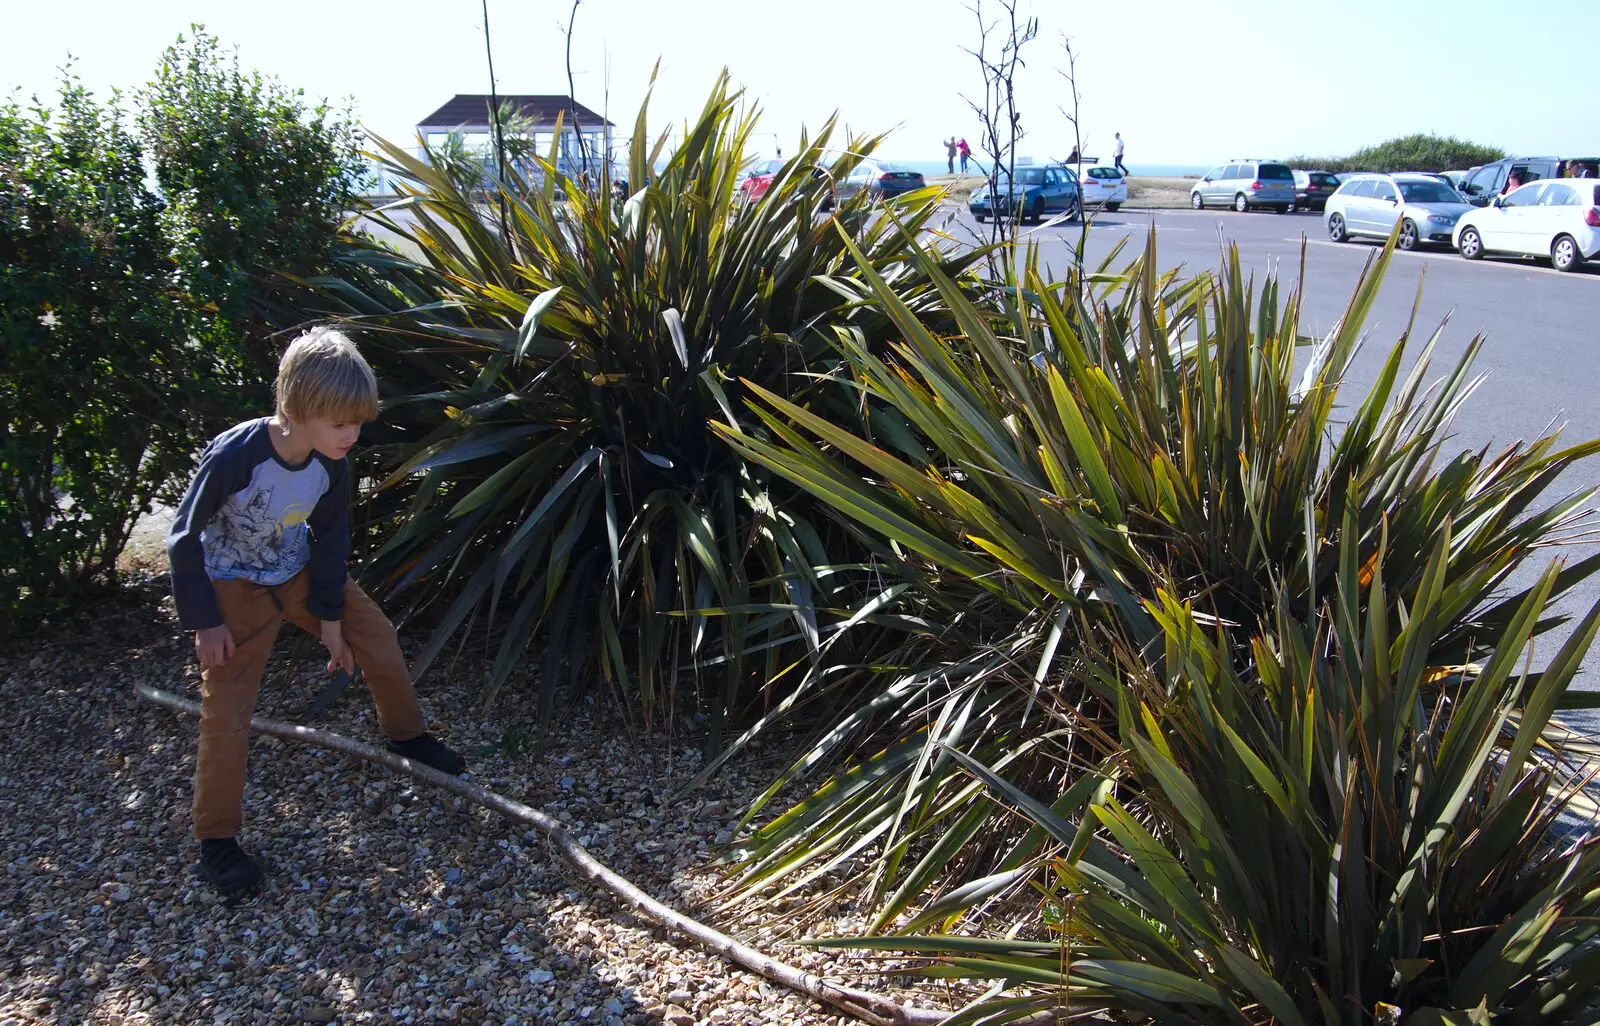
[968,164,1081,223]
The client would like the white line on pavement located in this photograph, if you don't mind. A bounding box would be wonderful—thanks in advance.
[1291,239,1599,281]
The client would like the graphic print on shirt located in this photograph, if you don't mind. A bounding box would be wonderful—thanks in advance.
[200,451,330,587]
[206,486,311,578]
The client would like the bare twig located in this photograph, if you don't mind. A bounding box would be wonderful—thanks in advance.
[564,0,591,181]
[480,0,511,247]
[960,0,1038,251]
[1057,34,1089,296]
[135,683,948,1026]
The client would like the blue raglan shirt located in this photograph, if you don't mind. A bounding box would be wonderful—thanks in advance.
[165,418,351,630]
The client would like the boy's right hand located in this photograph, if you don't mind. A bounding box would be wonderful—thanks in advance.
[195,625,236,669]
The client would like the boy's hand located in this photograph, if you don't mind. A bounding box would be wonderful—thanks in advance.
[321,620,356,676]
[195,625,235,669]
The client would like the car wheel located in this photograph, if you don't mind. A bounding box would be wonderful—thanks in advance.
[1398,220,1420,251]
[974,211,987,223]
[1191,192,1204,210]
[1234,193,1249,213]
[1552,234,1581,272]
[1027,197,1043,224]
[1276,204,1292,214]
[1458,227,1484,260]
[1105,202,1120,212]
[1327,213,1348,243]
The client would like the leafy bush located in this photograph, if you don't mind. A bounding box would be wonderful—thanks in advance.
[0,35,370,629]
[140,26,368,393]
[0,80,194,628]
[715,232,1600,924]
[302,76,979,745]
[1288,133,1506,173]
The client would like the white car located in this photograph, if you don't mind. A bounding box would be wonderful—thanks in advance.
[1074,162,1127,212]
[1452,178,1600,273]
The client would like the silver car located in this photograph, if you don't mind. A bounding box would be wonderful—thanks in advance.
[1324,173,1472,250]
[1189,159,1297,212]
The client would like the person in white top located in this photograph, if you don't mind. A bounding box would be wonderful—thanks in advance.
[1114,133,1128,176]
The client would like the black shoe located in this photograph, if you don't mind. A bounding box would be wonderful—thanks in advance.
[198,838,263,895]
[387,732,467,775]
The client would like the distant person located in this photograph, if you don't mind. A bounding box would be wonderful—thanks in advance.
[1113,132,1128,176]
[958,138,971,174]
[943,137,958,174]
[1067,145,1079,164]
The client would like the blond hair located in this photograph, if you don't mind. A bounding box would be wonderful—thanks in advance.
[275,326,380,424]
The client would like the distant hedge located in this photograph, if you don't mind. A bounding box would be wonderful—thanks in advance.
[1287,134,1506,173]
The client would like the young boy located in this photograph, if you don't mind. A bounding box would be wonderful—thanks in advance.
[166,326,466,895]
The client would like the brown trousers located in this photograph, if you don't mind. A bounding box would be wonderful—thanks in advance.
[192,570,427,839]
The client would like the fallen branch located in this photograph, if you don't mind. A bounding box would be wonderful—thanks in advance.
[135,684,948,1026]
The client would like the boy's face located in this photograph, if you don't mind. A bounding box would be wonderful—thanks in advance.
[295,416,363,460]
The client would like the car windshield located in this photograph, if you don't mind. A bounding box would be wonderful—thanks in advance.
[1258,164,1293,180]
[1398,181,1462,203]
[1087,167,1121,179]
[1311,173,1340,186]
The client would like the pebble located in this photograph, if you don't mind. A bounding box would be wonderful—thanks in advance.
[0,579,937,1026]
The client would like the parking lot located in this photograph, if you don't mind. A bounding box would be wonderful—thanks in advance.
[946,202,1600,698]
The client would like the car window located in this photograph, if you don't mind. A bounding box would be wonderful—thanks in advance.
[1502,183,1545,208]
[1258,163,1293,180]
[1459,165,1500,198]
[1311,173,1340,187]
[1512,164,1542,185]
[1540,183,1579,206]
[1205,165,1225,180]
[1088,167,1121,179]
[1217,164,1236,179]
[1342,180,1371,198]
[1398,181,1462,203]
[1371,181,1398,202]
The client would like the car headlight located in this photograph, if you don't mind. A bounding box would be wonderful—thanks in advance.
[1427,214,1455,224]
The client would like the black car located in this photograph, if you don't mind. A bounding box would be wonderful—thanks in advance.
[1291,169,1341,211]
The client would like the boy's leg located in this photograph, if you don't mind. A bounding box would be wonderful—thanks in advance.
[193,579,282,840]
[280,573,426,741]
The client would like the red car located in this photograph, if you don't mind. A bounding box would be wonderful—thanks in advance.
[739,158,835,210]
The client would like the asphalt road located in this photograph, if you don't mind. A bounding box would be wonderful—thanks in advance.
[945,205,1600,706]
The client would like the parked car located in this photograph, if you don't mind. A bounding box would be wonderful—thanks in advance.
[1453,178,1600,273]
[1325,173,1471,250]
[739,158,835,209]
[1291,169,1341,212]
[1456,156,1600,206]
[1073,163,1127,211]
[836,160,927,202]
[968,164,1080,223]
[1190,159,1296,212]
[1442,169,1472,188]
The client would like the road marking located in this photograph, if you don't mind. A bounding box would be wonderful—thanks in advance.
[1292,239,1600,281]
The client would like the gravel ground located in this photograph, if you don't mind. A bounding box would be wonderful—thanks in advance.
[0,577,949,1026]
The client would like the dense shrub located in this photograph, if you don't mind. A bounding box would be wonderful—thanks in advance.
[0,33,367,629]
[0,80,194,628]
[139,27,369,396]
[1288,132,1505,172]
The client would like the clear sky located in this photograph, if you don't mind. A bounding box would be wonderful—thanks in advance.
[8,0,1597,168]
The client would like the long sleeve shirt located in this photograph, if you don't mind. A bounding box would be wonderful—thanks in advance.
[165,418,351,630]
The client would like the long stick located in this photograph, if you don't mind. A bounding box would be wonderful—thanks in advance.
[135,684,947,1026]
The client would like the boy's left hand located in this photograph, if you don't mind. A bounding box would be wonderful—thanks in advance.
[320,620,356,676]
